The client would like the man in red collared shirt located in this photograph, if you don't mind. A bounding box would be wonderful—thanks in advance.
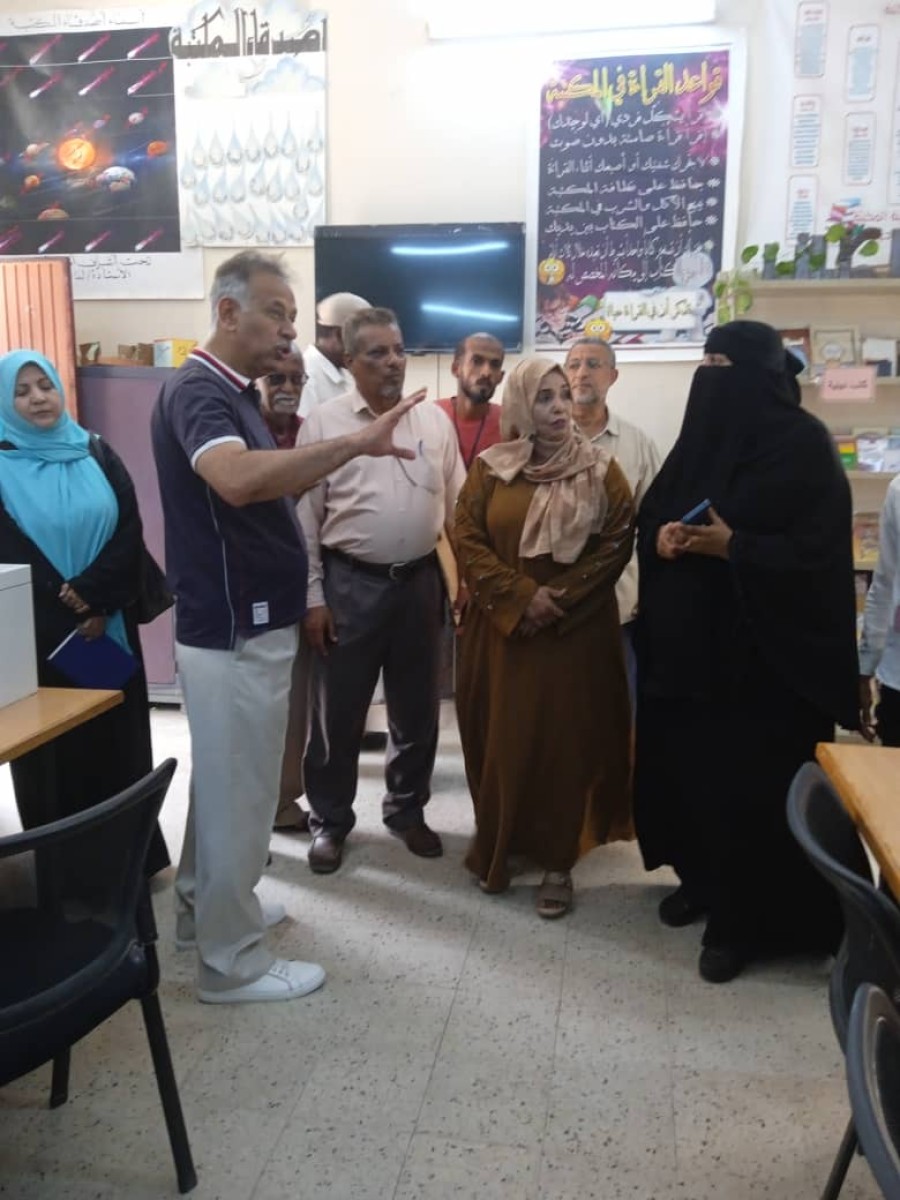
[435,333,506,471]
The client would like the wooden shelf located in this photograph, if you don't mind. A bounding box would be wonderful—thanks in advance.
[802,377,900,390]
[750,277,900,296]
[855,560,878,571]
[846,471,897,480]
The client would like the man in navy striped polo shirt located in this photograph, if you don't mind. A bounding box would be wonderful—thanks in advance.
[152,251,424,1004]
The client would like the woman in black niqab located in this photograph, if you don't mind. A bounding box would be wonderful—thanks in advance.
[634,320,860,983]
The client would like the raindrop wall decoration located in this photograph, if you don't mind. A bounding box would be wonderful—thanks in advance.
[208,131,225,167]
[244,126,262,164]
[226,128,243,165]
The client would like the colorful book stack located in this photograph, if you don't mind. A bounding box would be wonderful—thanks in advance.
[834,434,858,469]
[832,429,900,473]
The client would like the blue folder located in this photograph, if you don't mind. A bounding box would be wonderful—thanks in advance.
[48,629,138,690]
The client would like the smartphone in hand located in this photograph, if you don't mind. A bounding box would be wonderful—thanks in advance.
[680,498,712,525]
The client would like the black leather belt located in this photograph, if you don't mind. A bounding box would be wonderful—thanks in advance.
[323,546,435,582]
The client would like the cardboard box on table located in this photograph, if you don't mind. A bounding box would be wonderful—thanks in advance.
[0,564,37,708]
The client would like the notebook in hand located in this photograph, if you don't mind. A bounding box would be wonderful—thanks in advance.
[48,629,138,690]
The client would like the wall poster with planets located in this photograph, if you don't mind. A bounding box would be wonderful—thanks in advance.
[0,8,203,299]
[535,45,744,351]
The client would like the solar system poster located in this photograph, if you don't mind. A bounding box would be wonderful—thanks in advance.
[0,23,179,257]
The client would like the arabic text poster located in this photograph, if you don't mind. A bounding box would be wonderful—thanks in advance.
[0,25,179,256]
[777,3,900,261]
[172,2,326,248]
[536,50,731,348]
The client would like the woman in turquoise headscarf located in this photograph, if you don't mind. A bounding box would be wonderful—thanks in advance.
[0,349,169,875]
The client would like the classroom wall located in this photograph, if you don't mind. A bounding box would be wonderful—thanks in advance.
[14,0,776,455]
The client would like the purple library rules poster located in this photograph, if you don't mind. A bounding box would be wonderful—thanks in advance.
[536,49,731,349]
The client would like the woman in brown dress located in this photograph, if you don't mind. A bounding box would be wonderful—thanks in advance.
[454,357,634,918]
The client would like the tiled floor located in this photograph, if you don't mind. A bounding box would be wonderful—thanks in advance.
[0,706,883,1199]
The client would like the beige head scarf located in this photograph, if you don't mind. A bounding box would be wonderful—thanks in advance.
[480,357,611,564]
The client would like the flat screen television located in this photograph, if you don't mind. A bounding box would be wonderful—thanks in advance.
[314,222,526,353]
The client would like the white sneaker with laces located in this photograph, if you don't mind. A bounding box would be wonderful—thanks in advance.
[198,958,325,1004]
[175,901,287,951]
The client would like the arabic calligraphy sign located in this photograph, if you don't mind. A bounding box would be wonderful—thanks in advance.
[70,248,204,298]
[172,2,326,248]
[536,50,732,348]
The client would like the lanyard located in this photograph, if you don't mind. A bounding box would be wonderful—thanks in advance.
[452,399,489,471]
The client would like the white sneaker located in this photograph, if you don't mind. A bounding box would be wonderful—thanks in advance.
[175,901,287,951]
[198,958,326,1004]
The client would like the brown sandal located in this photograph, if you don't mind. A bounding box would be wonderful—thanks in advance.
[536,871,573,919]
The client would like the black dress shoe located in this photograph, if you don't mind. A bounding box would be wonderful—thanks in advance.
[392,822,443,858]
[698,943,746,983]
[308,833,345,874]
[658,886,706,928]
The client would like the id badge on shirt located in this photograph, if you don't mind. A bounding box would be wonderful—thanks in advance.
[252,601,270,626]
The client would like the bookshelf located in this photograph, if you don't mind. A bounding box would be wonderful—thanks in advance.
[750,278,900,298]
[749,279,900,580]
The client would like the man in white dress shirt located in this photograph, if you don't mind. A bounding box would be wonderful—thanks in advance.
[298,291,369,420]
[564,337,661,698]
[297,307,465,873]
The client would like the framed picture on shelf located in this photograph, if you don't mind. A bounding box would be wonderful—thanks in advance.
[861,336,898,378]
[779,327,812,378]
[811,326,859,375]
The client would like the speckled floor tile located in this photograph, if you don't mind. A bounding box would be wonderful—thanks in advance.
[672,1066,857,1184]
[544,1059,675,1165]
[0,706,883,1200]
[416,993,557,1146]
[395,1135,540,1199]
[668,975,841,1077]
[252,1124,410,1200]
[537,1145,677,1200]
[294,1046,435,1136]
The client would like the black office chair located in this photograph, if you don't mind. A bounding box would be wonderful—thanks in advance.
[846,984,900,1200]
[787,761,900,1200]
[0,758,197,1194]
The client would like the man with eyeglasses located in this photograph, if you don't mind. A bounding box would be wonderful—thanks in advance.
[564,337,661,701]
[258,349,307,450]
[151,255,426,1004]
[297,307,465,874]
[257,345,312,836]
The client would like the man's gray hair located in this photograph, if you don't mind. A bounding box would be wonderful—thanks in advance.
[209,251,291,323]
[566,336,617,368]
[343,306,400,358]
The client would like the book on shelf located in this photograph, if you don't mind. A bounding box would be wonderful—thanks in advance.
[854,427,890,472]
[861,336,898,378]
[855,572,870,613]
[884,433,900,473]
[779,327,812,379]
[834,433,858,469]
[852,512,881,568]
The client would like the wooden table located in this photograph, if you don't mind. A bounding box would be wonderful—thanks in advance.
[0,687,122,763]
[816,742,900,896]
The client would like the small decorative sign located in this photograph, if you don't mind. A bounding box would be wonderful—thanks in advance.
[819,364,877,402]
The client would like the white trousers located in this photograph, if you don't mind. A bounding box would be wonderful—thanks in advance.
[175,625,297,991]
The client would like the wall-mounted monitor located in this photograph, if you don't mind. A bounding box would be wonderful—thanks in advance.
[314,222,525,353]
